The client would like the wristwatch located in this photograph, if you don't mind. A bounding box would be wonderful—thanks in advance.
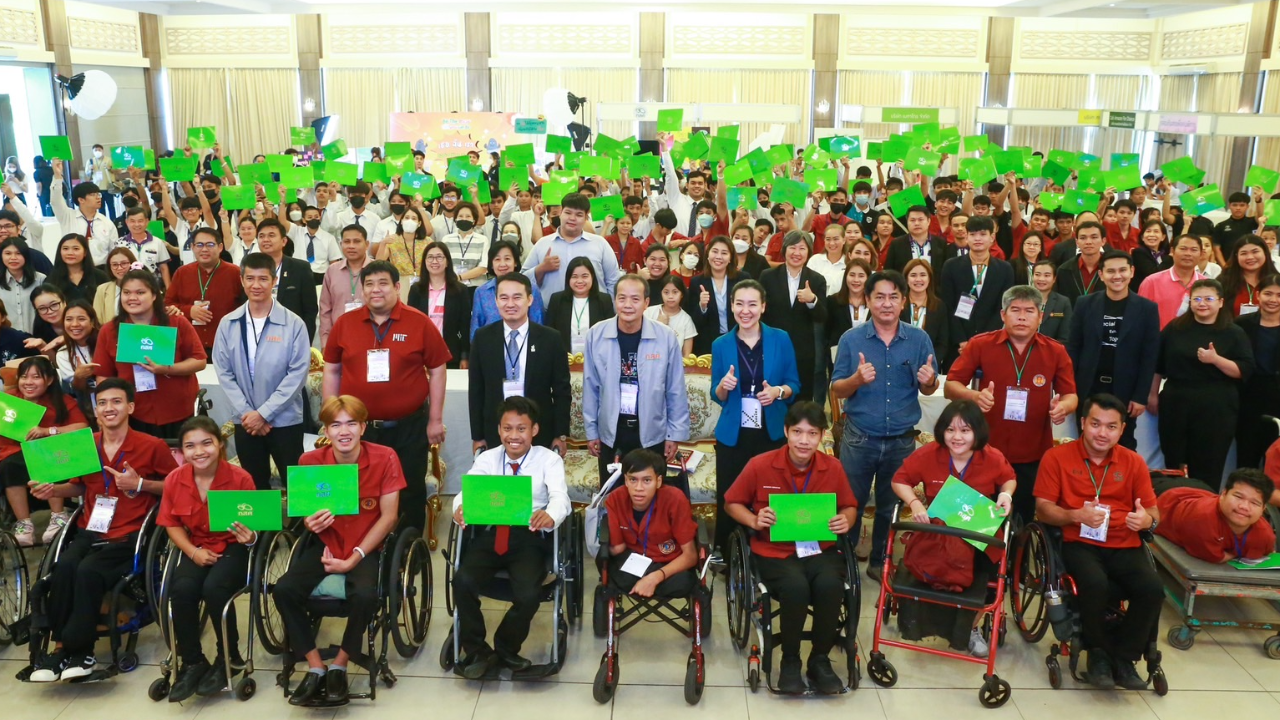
[1148,518,1159,532]
[48,427,58,436]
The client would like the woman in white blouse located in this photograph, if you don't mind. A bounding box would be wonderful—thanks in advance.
[823,258,873,361]
[645,275,697,356]
[806,223,848,295]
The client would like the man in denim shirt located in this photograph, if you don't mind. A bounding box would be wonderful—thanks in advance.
[831,269,938,581]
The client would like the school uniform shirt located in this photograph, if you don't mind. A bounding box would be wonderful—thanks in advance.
[334,209,381,242]
[806,253,846,295]
[891,443,1015,503]
[287,225,342,274]
[157,461,256,555]
[165,261,243,350]
[70,429,178,540]
[441,231,490,287]
[1033,440,1155,549]
[116,234,171,280]
[0,392,85,461]
[521,232,621,305]
[723,447,857,559]
[318,259,367,349]
[299,441,407,559]
[946,329,1076,465]
[323,300,452,421]
[175,219,212,265]
[1104,221,1139,253]
[93,315,207,426]
[1156,486,1276,563]
[452,445,571,527]
[50,178,120,265]
[643,305,698,348]
[605,485,697,563]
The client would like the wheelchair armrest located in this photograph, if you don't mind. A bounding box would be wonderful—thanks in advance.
[696,519,710,550]
[890,520,1007,551]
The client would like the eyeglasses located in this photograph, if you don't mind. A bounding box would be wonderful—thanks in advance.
[109,261,133,269]
[1190,297,1218,305]
[36,301,62,315]
[0,223,17,231]
[193,242,219,249]
[425,254,447,262]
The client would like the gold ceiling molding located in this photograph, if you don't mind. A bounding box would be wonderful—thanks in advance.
[68,17,139,53]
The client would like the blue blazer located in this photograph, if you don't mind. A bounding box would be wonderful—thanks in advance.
[711,323,800,445]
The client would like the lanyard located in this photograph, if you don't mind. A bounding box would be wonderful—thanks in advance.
[969,264,987,297]
[371,314,394,346]
[102,450,126,497]
[1085,460,1111,501]
[1233,529,1251,559]
[572,300,588,334]
[637,502,657,556]
[196,262,220,300]
[458,232,478,263]
[503,450,529,476]
[737,340,762,394]
[1006,341,1034,387]
[911,304,926,328]
[71,343,91,368]
[347,266,358,299]
[1247,285,1256,305]
[949,457,971,485]
[786,463,816,494]
[1079,265,1099,295]
[400,236,419,270]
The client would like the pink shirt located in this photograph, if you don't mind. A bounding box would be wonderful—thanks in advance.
[1138,266,1206,329]
[427,285,446,334]
[318,259,366,349]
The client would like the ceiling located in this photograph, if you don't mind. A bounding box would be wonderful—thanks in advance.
[79,0,1263,20]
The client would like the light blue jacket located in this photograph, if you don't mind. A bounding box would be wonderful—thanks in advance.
[710,324,799,445]
[212,300,311,427]
[583,317,689,448]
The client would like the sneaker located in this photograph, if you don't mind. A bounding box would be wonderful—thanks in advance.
[777,655,806,694]
[806,654,843,695]
[11,519,34,548]
[968,628,990,659]
[42,512,70,545]
[27,650,70,682]
[1113,660,1147,691]
[1085,648,1116,690]
[58,654,96,681]
[196,659,229,696]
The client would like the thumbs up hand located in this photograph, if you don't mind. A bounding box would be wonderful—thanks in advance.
[1048,393,1069,425]
[976,381,996,413]
[757,380,781,407]
[1126,497,1153,531]
[855,352,876,385]
[1197,342,1220,364]
[797,280,817,304]
[916,354,936,386]
[719,364,738,394]
[700,286,711,311]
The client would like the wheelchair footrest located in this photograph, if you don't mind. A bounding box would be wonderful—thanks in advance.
[66,668,117,684]
[300,696,351,708]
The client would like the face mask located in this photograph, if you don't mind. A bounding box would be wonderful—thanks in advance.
[456,219,475,232]
[682,254,700,270]
[830,204,848,216]
[255,202,265,212]
[551,216,561,229]
[306,219,322,231]
[121,196,139,208]
[350,196,367,209]
[854,194,871,207]
[697,214,715,229]
[151,192,162,204]
[5,166,14,173]
[502,233,519,243]
[289,210,303,222]
[204,190,217,201]
[389,203,406,215]
[401,219,419,234]
[733,239,750,254]
[93,150,103,158]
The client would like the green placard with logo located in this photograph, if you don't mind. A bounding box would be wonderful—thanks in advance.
[220,185,256,211]
[159,156,197,183]
[827,135,861,159]
[882,107,939,124]
[504,143,536,167]
[769,493,837,542]
[1245,165,1280,194]
[290,126,316,146]
[1040,160,1072,186]
[187,127,217,150]
[402,172,439,201]
[656,108,684,132]
[0,393,47,442]
[727,188,759,211]
[769,177,809,208]
[39,135,73,162]
[112,146,146,169]
[763,144,793,168]
[1160,156,1202,185]
[287,464,359,517]
[590,194,625,221]
[322,139,349,160]
[116,323,177,366]
[927,477,1004,549]
[461,474,533,526]
[1105,165,1143,193]
[722,160,753,187]
[1107,111,1137,129]
[23,428,101,484]
[208,490,283,532]
[545,134,573,155]
[889,184,927,218]
[325,160,359,186]
[360,162,388,185]
[959,157,997,187]
[542,179,577,206]
[804,168,838,192]
[1182,184,1226,216]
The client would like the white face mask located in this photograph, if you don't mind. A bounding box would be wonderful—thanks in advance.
[733,239,750,254]
[401,219,419,234]
[255,202,265,212]
[682,254,700,270]
[854,194,871,207]
[93,150,103,159]
[288,210,303,222]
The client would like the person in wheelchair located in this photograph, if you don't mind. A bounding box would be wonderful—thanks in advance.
[271,395,403,706]
[25,378,178,682]
[2,356,89,546]
[604,448,698,598]
[451,396,570,679]
[1154,467,1276,564]
[890,399,1015,658]
[1033,393,1162,690]
[156,416,258,702]
[724,401,858,695]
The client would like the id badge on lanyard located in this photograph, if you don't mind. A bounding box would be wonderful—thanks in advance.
[134,364,157,392]
[87,496,118,533]
[1004,388,1028,422]
[367,349,391,382]
[955,295,976,320]
[620,383,639,416]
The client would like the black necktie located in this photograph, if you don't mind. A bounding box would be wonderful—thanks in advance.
[688,205,699,236]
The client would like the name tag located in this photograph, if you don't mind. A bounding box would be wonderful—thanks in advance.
[191,300,209,325]
[796,541,821,558]
[620,552,653,576]
[367,348,391,382]
[1004,387,1028,422]
[955,295,976,320]
[87,496,118,533]
[134,364,157,392]
[620,383,639,416]
[344,301,363,314]
[1177,295,1189,317]
[571,337,586,355]
[503,380,525,399]
[1240,303,1259,315]
[1080,503,1111,542]
[740,396,763,429]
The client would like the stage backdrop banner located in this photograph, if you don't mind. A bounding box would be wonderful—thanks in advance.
[389,112,532,177]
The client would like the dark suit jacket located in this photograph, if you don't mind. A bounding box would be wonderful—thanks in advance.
[1038,291,1074,344]
[1056,256,1104,307]
[545,290,614,348]
[276,256,318,341]
[899,301,950,369]
[468,321,571,448]
[686,273,750,356]
[407,281,473,368]
[1131,248,1172,293]
[939,255,1013,360]
[760,266,827,365]
[1234,313,1280,391]
[824,294,865,357]
[1066,291,1160,404]
[1049,238,1077,267]
[884,234,948,278]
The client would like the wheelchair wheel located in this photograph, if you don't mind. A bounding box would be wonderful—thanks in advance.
[1046,656,1062,689]
[0,530,27,646]
[683,654,704,706]
[235,676,256,701]
[867,652,897,688]
[253,530,294,656]
[592,586,608,638]
[1265,635,1280,660]
[144,525,171,615]
[566,511,585,624]
[1167,625,1196,651]
[1011,523,1050,643]
[979,675,1011,708]
[593,654,618,703]
[1152,668,1169,696]
[148,677,170,701]
[724,531,750,650]
[390,531,433,658]
[444,522,457,618]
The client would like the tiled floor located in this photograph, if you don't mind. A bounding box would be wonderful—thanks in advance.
[3,511,1280,719]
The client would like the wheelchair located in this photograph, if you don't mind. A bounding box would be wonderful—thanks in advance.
[723,526,863,694]
[439,511,584,679]
[868,503,1013,708]
[1010,520,1169,695]
[267,522,432,705]
[0,524,28,647]
[12,504,167,682]
[588,472,714,705]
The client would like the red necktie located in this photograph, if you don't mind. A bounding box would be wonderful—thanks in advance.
[495,461,520,555]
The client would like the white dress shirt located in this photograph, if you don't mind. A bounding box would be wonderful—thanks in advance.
[453,444,570,527]
[335,209,381,240]
[50,178,118,265]
[500,320,530,382]
[287,225,342,273]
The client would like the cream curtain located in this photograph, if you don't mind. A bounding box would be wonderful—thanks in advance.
[323,69,396,149]
[394,68,467,115]
[1258,72,1280,175]
[667,69,811,146]
[224,69,299,161]
[1154,75,1196,168]
[837,70,905,140]
[168,68,230,152]
[1194,73,1242,189]
[1009,73,1089,153]
[493,68,639,143]
[1093,75,1145,162]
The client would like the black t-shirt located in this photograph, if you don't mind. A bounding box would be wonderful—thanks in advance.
[1256,325,1280,376]
[1097,295,1128,380]
[1213,217,1253,252]
[619,328,640,410]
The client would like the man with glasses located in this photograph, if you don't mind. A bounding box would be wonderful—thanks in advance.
[49,159,118,266]
[167,227,244,353]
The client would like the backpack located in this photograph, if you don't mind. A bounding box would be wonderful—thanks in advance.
[902,519,975,592]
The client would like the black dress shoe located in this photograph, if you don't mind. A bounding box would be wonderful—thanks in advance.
[777,655,806,694]
[1113,660,1147,691]
[865,562,883,583]
[325,668,349,702]
[169,659,210,703]
[460,651,497,680]
[196,660,228,696]
[806,654,843,695]
[1086,649,1116,690]
[495,648,532,672]
[288,672,326,706]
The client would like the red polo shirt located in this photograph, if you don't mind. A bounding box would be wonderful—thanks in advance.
[93,315,207,426]
[724,448,857,559]
[1266,438,1280,487]
[166,261,243,350]
[642,231,690,253]
[1105,222,1139,253]
[299,441,406,558]
[0,393,86,461]
[71,428,179,540]
[323,301,452,421]
[1156,486,1275,563]
[695,217,731,246]
[812,213,850,242]
[1033,440,1155,548]
[605,485,697,563]
[157,461,257,554]
[606,233,646,274]
[947,330,1076,464]
[1231,283,1258,317]
[892,444,1015,502]
[765,232,786,263]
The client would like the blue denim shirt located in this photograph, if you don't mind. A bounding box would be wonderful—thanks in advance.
[831,320,936,437]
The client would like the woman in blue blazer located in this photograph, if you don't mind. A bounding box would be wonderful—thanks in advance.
[710,279,800,554]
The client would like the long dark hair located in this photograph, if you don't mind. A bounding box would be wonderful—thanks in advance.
[564,256,601,297]
[1219,236,1278,310]
[114,269,169,326]
[702,235,741,279]
[61,299,100,363]
[1011,231,1047,285]
[835,258,874,307]
[902,258,941,314]
[417,240,465,293]
[15,355,69,425]
[0,238,34,290]
[48,234,99,296]
[1171,278,1232,330]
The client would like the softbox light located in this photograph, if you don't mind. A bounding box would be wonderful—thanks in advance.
[56,70,117,120]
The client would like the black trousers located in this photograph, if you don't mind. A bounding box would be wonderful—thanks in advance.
[715,427,783,553]
[795,354,816,403]
[0,452,30,488]
[597,439,665,489]
[452,526,550,657]
[234,423,305,491]
[271,540,381,662]
[1060,542,1162,662]
[1236,378,1280,471]
[1011,461,1040,527]
[130,417,188,442]
[1152,474,1215,496]
[1159,383,1236,487]
[607,552,697,597]
[364,409,429,534]
[170,543,249,664]
[49,530,137,654]
[754,549,846,659]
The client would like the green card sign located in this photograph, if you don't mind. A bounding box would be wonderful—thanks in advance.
[208,490,283,532]
[0,393,47,442]
[287,464,360,517]
[116,323,178,366]
[462,475,533,526]
[24,428,101,484]
[882,107,939,124]
[1107,112,1137,129]
[768,493,837,542]
[927,477,1004,549]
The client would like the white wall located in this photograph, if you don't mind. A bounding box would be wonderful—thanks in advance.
[71,64,150,161]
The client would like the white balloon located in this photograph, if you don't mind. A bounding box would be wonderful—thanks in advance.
[69,70,118,120]
[543,87,574,128]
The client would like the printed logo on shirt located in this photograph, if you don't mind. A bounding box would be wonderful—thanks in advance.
[1033,374,1046,388]
[659,539,677,555]
[361,497,377,511]
[265,335,283,343]
[645,353,661,360]
[393,333,407,342]
[1113,471,1124,483]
